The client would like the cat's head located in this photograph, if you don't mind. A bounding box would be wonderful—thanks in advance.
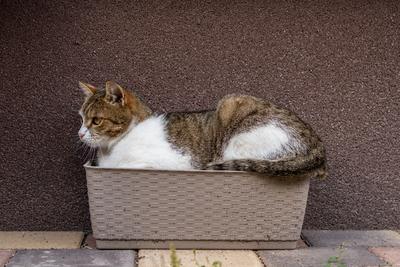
[78,81,151,148]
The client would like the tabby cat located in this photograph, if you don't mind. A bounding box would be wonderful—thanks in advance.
[78,81,327,178]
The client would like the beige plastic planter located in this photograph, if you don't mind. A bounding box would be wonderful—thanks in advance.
[85,162,310,249]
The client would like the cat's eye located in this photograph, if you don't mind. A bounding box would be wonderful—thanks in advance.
[92,117,103,125]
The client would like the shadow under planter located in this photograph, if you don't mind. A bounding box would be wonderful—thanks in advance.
[84,162,310,249]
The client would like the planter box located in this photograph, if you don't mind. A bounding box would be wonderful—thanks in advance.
[85,162,310,249]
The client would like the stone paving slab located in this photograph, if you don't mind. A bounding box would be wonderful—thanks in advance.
[257,247,387,267]
[6,249,136,267]
[302,230,400,247]
[0,250,15,267]
[370,247,400,267]
[0,232,84,249]
[138,250,263,267]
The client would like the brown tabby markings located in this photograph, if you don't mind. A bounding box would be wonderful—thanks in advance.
[79,81,152,140]
[79,81,327,178]
[166,95,326,178]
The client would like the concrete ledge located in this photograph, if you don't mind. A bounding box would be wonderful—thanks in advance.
[302,230,400,247]
[0,232,84,249]
[7,249,136,267]
[257,247,386,267]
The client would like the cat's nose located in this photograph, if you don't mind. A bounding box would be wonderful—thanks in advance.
[79,132,85,139]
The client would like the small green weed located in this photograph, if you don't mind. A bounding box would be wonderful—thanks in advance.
[193,250,222,267]
[169,244,222,267]
[324,256,346,267]
[324,245,346,267]
[170,245,182,267]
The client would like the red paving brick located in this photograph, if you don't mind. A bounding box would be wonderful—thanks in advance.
[370,247,400,267]
[0,250,14,266]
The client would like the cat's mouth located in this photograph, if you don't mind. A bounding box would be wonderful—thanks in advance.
[80,133,109,148]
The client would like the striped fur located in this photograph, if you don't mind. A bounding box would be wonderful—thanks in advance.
[78,81,327,178]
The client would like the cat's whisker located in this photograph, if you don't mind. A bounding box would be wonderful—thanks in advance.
[75,141,85,152]
[81,145,93,162]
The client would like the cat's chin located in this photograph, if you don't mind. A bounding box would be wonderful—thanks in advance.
[81,141,99,148]
[81,138,109,149]
[86,138,121,151]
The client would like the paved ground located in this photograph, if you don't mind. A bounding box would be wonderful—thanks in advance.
[1,231,400,267]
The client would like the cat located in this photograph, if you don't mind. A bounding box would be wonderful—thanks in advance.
[78,81,327,178]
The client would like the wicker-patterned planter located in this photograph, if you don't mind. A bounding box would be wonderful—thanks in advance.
[85,162,310,249]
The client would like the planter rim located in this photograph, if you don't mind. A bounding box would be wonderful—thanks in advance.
[84,161,246,174]
[84,161,312,178]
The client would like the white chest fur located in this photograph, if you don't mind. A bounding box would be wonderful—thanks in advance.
[97,116,193,170]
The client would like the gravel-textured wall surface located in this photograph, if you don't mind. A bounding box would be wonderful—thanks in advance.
[1,0,399,230]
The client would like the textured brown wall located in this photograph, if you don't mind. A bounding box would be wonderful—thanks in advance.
[0,0,399,231]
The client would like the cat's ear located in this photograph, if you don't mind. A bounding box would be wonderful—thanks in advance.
[105,81,125,105]
[79,81,97,96]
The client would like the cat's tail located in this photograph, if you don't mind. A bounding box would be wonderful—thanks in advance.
[205,145,327,178]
